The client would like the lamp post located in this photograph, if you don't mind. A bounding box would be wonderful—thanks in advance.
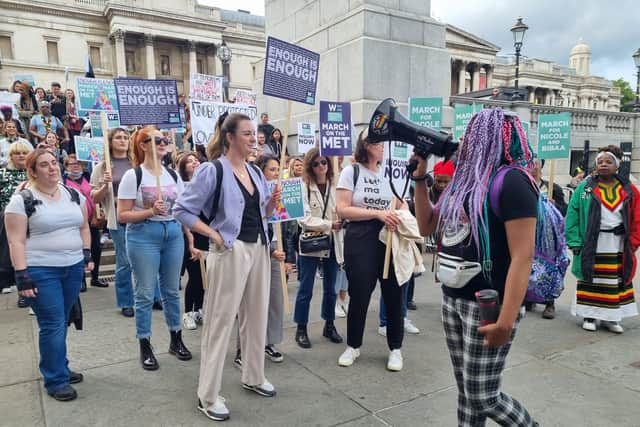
[217,41,232,102]
[510,17,529,101]
[633,48,640,112]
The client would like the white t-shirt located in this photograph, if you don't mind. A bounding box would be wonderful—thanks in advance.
[5,184,86,267]
[117,165,184,221]
[337,163,392,211]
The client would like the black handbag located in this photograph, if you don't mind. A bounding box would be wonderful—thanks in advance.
[299,185,331,254]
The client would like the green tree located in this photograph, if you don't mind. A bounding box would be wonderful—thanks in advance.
[612,78,636,112]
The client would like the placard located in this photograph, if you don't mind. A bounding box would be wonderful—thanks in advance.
[76,78,118,112]
[74,136,105,163]
[453,104,483,141]
[190,100,258,146]
[14,74,35,87]
[268,178,305,223]
[382,141,413,200]
[537,113,571,159]
[319,101,352,156]
[0,92,20,106]
[297,122,316,154]
[114,78,181,127]
[409,97,442,130]
[263,36,319,105]
[89,112,121,138]
[189,73,223,103]
[235,89,257,107]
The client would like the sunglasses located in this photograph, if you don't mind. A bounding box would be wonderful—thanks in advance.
[144,136,170,146]
[312,159,328,168]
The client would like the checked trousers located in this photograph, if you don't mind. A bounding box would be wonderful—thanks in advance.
[441,295,536,427]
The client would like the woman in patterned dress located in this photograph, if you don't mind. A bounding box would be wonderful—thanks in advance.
[566,145,640,333]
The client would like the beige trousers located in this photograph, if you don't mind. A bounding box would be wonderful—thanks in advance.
[197,238,270,406]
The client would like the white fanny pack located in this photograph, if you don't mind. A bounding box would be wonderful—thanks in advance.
[436,252,482,289]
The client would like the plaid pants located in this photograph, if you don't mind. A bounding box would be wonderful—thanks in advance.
[442,295,535,427]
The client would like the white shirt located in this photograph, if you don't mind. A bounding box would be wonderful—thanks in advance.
[118,165,184,221]
[337,163,392,211]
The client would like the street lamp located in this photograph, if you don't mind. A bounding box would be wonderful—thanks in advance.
[510,17,529,101]
[633,48,640,112]
[217,41,232,102]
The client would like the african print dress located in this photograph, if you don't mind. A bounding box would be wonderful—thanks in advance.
[573,181,638,321]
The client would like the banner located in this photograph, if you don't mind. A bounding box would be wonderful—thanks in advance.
[537,113,571,160]
[0,92,20,106]
[319,101,352,156]
[76,78,118,112]
[14,74,35,87]
[297,122,316,154]
[190,100,258,146]
[74,136,105,163]
[263,36,320,105]
[453,104,483,140]
[409,97,442,130]
[114,78,181,127]
[189,73,223,103]
[89,112,121,138]
[235,89,257,107]
[268,178,305,223]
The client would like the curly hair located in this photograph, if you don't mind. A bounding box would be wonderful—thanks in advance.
[598,144,623,160]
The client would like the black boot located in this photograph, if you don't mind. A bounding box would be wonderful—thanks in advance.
[322,320,343,344]
[295,324,312,349]
[139,338,158,371]
[169,330,192,361]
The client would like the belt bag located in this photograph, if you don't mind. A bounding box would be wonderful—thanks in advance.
[436,252,482,288]
[299,231,331,254]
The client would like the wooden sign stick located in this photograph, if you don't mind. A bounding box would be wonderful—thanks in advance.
[199,254,208,290]
[149,132,162,200]
[382,197,398,280]
[100,112,116,217]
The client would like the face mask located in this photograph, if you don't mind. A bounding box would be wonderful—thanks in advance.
[67,170,83,179]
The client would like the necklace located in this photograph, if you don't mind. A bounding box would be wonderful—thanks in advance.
[233,165,247,179]
[36,185,58,198]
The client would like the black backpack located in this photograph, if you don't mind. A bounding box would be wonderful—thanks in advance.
[20,185,81,237]
[134,165,178,190]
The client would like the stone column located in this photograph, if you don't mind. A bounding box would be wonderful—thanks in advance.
[458,61,467,94]
[113,30,127,77]
[471,63,480,91]
[549,91,556,106]
[188,41,197,76]
[144,34,156,79]
[206,45,216,75]
[543,89,551,105]
[529,87,536,103]
[485,65,493,89]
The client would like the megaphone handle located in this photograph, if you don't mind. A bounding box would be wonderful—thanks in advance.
[382,197,397,280]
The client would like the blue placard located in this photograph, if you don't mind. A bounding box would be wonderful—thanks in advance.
[263,37,320,105]
[319,101,352,156]
[113,78,181,127]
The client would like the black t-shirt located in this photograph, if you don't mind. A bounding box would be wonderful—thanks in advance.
[440,169,538,301]
[235,175,267,244]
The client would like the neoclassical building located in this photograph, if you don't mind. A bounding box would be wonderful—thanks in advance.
[0,0,264,95]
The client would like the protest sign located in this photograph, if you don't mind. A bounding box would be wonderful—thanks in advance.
[522,121,530,146]
[0,92,20,106]
[189,73,223,103]
[76,78,118,112]
[297,122,316,154]
[190,100,258,146]
[89,111,120,138]
[263,36,320,105]
[409,97,442,130]
[14,74,35,87]
[453,104,483,140]
[382,141,413,199]
[268,178,305,223]
[537,113,571,159]
[74,136,105,163]
[319,101,352,156]
[235,89,257,107]
[114,78,181,127]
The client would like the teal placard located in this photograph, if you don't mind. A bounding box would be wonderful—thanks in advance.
[409,97,442,130]
[537,113,571,159]
[89,111,120,138]
[521,121,530,145]
[74,136,104,163]
[76,77,118,112]
[268,178,305,223]
[453,104,483,140]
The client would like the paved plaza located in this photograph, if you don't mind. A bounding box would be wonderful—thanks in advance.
[2,253,640,427]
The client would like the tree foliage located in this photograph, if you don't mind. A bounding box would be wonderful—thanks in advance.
[612,78,636,112]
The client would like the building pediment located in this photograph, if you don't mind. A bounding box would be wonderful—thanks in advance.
[446,24,500,55]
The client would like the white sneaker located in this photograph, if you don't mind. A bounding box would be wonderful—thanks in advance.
[28,307,35,316]
[242,379,276,397]
[194,309,204,324]
[335,303,346,318]
[338,346,360,367]
[377,326,387,337]
[1,287,12,294]
[198,396,229,421]
[404,318,420,334]
[582,319,597,331]
[602,321,624,334]
[387,349,403,371]
[183,312,197,330]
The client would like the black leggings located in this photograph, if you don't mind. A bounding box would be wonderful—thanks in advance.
[183,249,205,313]
[89,226,103,282]
[343,220,404,350]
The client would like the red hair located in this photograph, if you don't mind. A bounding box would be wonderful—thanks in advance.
[130,126,157,167]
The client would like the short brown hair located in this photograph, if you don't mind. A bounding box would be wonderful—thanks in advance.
[25,148,58,184]
[353,128,370,164]
[302,147,333,185]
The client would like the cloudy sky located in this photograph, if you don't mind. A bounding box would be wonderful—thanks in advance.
[202,0,638,85]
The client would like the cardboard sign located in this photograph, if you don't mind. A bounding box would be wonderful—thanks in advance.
[235,89,257,107]
[114,78,181,127]
[537,113,571,159]
[268,178,305,223]
[319,101,352,156]
[190,100,258,146]
[453,104,483,141]
[409,97,442,130]
[74,136,105,163]
[297,122,316,154]
[89,111,120,138]
[76,78,118,112]
[189,73,224,103]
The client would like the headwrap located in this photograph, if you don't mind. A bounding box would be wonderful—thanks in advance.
[596,151,620,169]
[433,160,455,177]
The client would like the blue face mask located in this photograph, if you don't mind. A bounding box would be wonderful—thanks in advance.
[67,170,83,179]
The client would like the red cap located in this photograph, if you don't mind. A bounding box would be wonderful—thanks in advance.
[433,160,455,177]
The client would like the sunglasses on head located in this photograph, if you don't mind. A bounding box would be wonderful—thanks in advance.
[144,136,170,146]
[312,159,328,168]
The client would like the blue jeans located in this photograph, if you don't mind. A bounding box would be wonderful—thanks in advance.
[379,276,411,327]
[28,261,84,394]
[111,223,134,308]
[294,254,338,325]
[126,220,183,338]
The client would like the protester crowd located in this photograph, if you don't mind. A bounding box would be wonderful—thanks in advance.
[1,77,639,426]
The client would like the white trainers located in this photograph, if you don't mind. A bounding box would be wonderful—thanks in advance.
[183,312,197,330]
[338,346,360,367]
[197,396,229,421]
[404,318,420,334]
[387,349,403,371]
[1,287,12,294]
[335,303,346,318]
[602,321,624,334]
[582,319,597,331]
[242,379,276,397]
[377,326,387,337]
[195,309,204,324]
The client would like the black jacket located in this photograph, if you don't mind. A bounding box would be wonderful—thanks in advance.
[540,179,567,216]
